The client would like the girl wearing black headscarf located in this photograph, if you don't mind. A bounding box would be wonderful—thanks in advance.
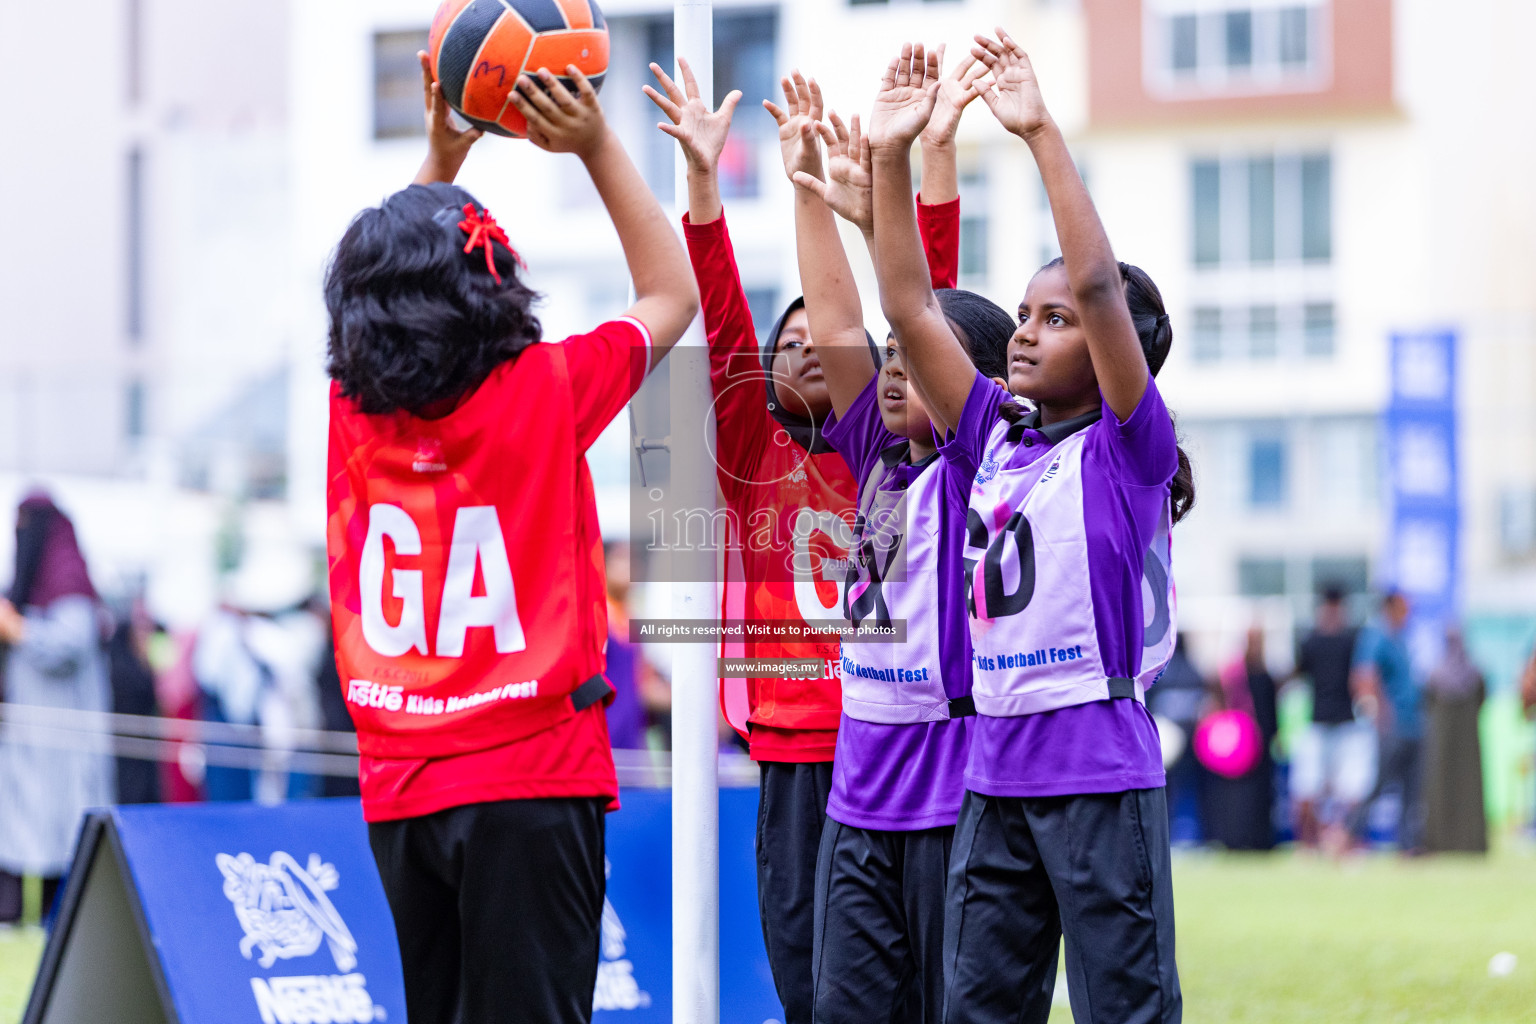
[0,493,114,923]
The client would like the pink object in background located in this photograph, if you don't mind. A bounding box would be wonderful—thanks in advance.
[1193,709,1262,779]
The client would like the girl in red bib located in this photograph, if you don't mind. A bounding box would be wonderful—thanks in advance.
[324,60,697,1024]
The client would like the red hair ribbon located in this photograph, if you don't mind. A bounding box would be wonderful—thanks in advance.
[456,203,524,284]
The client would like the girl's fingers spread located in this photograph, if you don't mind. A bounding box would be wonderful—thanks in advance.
[827,109,848,143]
[896,43,912,86]
[537,68,576,110]
[997,26,1025,55]
[849,112,862,149]
[971,44,999,67]
[808,78,825,120]
[565,64,599,102]
[679,56,702,100]
[763,98,788,125]
[880,57,899,91]
[790,170,829,200]
[657,122,687,142]
[641,84,682,122]
[973,34,1005,55]
[650,62,685,104]
[790,70,811,114]
[719,89,743,116]
[507,87,552,133]
[815,119,838,150]
[516,74,562,118]
[781,76,796,110]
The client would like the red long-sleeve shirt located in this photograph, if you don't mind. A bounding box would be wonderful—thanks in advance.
[685,198,960,762]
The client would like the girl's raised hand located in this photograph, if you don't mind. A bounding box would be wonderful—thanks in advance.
[970,29,1051,139]
[867,42,942,153]
[764,71,825,184]
[509,66,609,158]
[921,46,985,149]
[413,50,483,184]
[643,58,743,176]
[792,111,874,235]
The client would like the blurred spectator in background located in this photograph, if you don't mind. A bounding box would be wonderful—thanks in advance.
[157,629,207,802]
[1287,586,1373,855]
[1421,627,1486,854]
[1349,590,1423,854]
[1148,633,1207,844]
[1201,625,1278,851]
[603,543,671,750]
[106,594,164,805]
[0,493,114,924]
[194,550,324,803]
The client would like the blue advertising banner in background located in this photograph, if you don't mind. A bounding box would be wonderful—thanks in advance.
[1384,330,1460,673]
[29,790,781,1024]
[593,787,783,1024]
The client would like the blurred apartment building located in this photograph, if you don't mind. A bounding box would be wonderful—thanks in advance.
[0,1,293,619]
[292,0,1536,657]
[4,0,1532,648]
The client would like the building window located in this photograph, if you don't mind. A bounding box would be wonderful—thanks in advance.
[1186,302,1334,364]
[743,288,780,340]
[1303,302,1335,356]
[1149,1,1326,94]
[1238,557,1287,597]
[1247,432,1287,508]
[959,168,989,282]
[374,30,430,140]
[1192,307,1223,362]
[1310,555,1369,595]
[125,378,146,440]
[1190,152,1331,267]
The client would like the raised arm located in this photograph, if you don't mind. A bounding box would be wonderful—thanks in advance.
[866,43,979,431]
[412,51,483,185]
[643,57,742,226]
[972,29,1146,421]
[512,66,698,366]
[773,78,874,420]
[917,49,982,290]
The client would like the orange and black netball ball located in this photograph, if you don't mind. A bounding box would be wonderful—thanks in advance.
[428,0,609,138]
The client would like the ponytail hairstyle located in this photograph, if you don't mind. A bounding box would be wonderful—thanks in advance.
[1116,260,1194,524]
[1004,258,1196,523]
[936,288,1014,380]
[324,182,542,416]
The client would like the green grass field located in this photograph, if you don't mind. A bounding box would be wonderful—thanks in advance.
[3,849,1533,1023]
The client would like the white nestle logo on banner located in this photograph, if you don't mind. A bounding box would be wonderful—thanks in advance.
[593,858,652,1011]
[217,851,360,972]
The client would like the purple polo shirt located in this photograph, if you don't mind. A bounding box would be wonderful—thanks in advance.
[821,378,973,830]
[941,372,1168,797]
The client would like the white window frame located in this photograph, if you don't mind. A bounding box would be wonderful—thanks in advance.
[1143,0,1332,99]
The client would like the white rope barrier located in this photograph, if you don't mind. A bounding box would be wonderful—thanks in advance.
[0,701,760,787]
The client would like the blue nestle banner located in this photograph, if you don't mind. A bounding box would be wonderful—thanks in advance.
[34,790,781,1024]
[114,799,408,1024]
[1384,329,1460,673]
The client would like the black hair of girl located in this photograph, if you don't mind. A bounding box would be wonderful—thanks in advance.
[936,288,1014,381]
[1005,258,1196,524]
[324,182,543,416]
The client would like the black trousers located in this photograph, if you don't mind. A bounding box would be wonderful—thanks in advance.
[757,761,834,1024]
[812,819,953,1024]
[943,788,1181,1024]
[368,797,607,1024]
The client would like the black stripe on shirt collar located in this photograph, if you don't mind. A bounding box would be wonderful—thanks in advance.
[1005,407,1103,445]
